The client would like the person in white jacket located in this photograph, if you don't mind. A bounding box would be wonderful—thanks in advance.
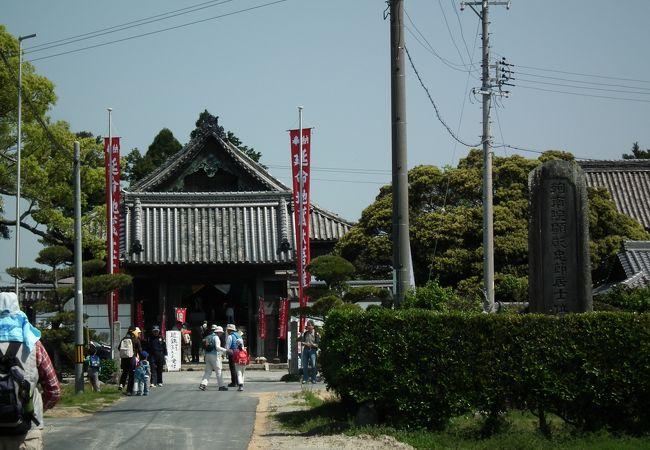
[198,325,228,391]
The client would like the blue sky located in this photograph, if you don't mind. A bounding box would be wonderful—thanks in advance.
[2,0,650,281]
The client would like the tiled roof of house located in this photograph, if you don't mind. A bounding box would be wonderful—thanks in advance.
[578,159,650,231]
[616,240,650,286]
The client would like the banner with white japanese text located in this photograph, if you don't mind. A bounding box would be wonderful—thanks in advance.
[278,297,288,340]
[258,297,266,340]
[104,137,120,323]
[165,331,181,371]
[289,128,311,332]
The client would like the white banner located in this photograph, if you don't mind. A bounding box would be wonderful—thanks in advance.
[165,330,182,371]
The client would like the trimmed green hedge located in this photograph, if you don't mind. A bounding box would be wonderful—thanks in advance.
[320,308,650,433]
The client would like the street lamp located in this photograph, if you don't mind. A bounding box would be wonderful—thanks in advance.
[14,33,36,298]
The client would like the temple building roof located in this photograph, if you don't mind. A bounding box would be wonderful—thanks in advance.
[121,120,353,266]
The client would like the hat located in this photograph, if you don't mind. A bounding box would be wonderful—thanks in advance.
[210,324,219,330]
[226,324,236,332]
[215,326,224,333]
[152,325,160,331]
[134,327,142,334]
[140,350,148,359]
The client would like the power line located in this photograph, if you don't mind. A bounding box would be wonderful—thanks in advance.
[28,0,289,62]
[515,70,650,92]
[516,77,650,96]
[25,0,238,55]
[517,64,650,85]
[404,45,482,148]
[516,83,650,104]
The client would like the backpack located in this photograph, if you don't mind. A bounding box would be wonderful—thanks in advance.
[0,342,37,435]
[88,355,101,369]
[119,337,134,358]
[202,335,216,352]
[234,347,250,366]
[182,332,191,345]
[229,332,240,350]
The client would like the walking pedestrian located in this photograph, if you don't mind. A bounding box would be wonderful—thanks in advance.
[198,325,228,391]
[146,325,167,387]
[118,326,142,395]
[225,323,241,387]
[85,345,102,392]
[233,338,250,391]
[134,351,151,396]
[0,292,61,449]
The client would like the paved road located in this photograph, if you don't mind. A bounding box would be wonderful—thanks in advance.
[42,369,302,450]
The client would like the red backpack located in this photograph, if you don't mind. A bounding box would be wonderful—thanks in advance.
[234,348,250,366]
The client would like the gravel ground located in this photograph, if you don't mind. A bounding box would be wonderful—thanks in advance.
[247,389,415,450]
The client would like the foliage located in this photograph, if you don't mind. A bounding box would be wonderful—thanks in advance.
[343,286,392,305]
[622,141,650,159]
[402,280,461,312]
[595,285,650,312]
[321,308,650,434]
[335,149,650,295]
[52,383,122,413]
[310,295,345,318]
[190,109,263,163]
[99,358,119,383]
[123,128,182,184]
[307,255,355,296]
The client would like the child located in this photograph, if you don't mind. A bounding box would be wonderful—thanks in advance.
[85,346,102,392]
[134,351,151,396]
[233,338,249,391]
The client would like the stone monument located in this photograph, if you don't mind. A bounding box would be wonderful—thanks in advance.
[528,160,592,313]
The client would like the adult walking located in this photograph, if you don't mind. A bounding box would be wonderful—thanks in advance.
[198,325,228,391]
[118,326,142,395]
[0,292,61,449]
[225,324,241,387]
[299,320,320,384]
[146,325,167,387]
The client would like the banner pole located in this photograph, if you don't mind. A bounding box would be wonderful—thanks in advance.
[298,106,305,333]
[107,108,114,359]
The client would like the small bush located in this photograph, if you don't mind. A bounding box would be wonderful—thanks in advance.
[99,358,119,383]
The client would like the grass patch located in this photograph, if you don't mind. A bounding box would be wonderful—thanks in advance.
[277,392,650,449]
[47,383,123,415]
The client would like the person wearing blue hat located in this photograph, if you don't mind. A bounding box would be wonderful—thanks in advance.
[134,350,151,396]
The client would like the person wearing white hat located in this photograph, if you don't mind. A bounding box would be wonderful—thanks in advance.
[225,324,241,387]
[198,325,228,391]
[0,292,60,448]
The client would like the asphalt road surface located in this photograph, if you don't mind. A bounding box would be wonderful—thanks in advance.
[42,368,301,450]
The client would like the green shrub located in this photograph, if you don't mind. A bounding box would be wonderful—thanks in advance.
[99,358,119,383]
[321,309,650,433]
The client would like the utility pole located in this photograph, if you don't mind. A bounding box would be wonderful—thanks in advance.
[461,0,510,312]
[14,33,36,299]
[390,0,412,307]
[73,141,85,394]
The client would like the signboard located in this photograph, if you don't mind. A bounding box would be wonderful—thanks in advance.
[103,136,120,322]
[165,330,181,371]
[258,296,266,339]
[278,298,288,340]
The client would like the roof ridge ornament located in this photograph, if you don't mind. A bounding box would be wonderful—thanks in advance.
[201,114,226,139]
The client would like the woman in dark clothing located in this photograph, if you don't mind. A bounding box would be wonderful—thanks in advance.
[119,326,143,395]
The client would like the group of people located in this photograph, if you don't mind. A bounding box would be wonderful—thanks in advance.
[199,323,249,392]
[117,325,167,396]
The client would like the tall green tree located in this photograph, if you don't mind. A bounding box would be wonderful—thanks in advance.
[191,110,263,163]
[622,141,650,159]
[123,128,182,184]
[335,149,650,301]
[0,26,57,238]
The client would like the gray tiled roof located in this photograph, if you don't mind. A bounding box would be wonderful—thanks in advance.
[616,240,650,285]
[121,191,353,265]
[579,160,650,231]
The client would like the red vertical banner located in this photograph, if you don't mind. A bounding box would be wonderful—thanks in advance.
[136,301,145,331]
[278,298,288,340]
[258,297,267,340]
[289,128,312,332]
[104,137,121,322]
[174,307,187,324]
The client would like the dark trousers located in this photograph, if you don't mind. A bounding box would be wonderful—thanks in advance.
[119,357,136,393]
[228,353,237,385]
[150,351,165,384]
